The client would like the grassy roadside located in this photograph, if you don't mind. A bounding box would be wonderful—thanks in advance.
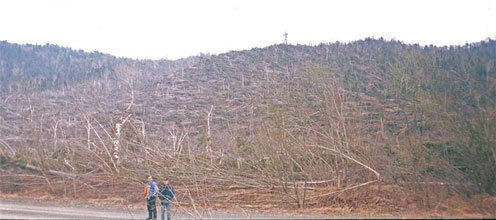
[1,181,495,219]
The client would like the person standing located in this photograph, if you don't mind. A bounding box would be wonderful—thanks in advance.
[158,178,175,220]
[145,176,158,219]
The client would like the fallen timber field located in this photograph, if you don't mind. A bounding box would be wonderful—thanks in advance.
[1,39,496,218]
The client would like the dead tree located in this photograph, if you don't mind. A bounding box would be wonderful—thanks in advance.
[168,126,188,156]
[206,105,214,154]
[112,82,134,170]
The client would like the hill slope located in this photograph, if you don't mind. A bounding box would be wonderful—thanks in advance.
[0,39,495,214]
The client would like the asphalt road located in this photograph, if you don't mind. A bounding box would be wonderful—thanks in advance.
[0,200,146,219]
[0,199,334,219]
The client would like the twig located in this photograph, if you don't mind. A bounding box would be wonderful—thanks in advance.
[307,180,378,200]
[312,144,380,179]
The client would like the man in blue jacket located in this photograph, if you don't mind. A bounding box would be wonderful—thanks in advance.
[145,176,158,219]
[158,178,175,220]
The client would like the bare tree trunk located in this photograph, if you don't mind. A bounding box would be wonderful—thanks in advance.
[87,119,91,149]
[206,105,214,154]
[112,82,134,171]
[113,114,131,168]
[168,127,188,156]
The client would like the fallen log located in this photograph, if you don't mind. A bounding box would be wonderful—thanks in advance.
[25,164,76,178]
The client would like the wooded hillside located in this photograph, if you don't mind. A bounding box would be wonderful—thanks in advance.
[1,38,495,216]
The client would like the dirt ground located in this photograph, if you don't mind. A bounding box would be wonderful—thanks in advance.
[1,189,495,219]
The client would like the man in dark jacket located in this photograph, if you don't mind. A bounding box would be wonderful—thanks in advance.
[158,178,175,220]
[145,176,158,219]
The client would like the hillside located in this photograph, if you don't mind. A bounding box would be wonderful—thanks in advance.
[0,39,495,216]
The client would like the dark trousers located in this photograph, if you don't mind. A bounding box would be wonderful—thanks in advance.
[147,197,157,219]
[160,201,171,220]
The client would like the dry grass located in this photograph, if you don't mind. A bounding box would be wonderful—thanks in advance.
[1,165,495,218]
[2,182,495,219]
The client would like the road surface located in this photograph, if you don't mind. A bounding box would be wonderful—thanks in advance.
[0,200,147,219]
[0,199,336,219]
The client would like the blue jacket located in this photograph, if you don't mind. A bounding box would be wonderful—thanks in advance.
[158,184,175,201]
[146,181,157,200]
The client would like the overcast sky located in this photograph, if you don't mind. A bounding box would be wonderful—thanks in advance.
[1,0,495,60]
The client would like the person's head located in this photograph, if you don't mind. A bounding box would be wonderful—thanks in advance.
[163,177,169,185]
[147,176,153,182]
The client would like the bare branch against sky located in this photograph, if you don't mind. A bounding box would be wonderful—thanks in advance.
[1,0,495,59]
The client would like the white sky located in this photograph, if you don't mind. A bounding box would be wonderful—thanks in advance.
[1,0,495,60]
